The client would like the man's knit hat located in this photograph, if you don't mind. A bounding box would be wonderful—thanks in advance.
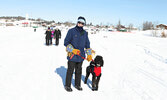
[77,16,86,25]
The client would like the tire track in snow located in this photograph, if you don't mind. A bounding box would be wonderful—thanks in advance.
[144,60,167,74]
[137,67,167,88]
[136,45,167,64]
[123,79,154,100]
[118,69,154,100]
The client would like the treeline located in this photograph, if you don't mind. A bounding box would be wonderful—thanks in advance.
[0,16,26,21]
[143,21,154,31]
[0,16,56,25]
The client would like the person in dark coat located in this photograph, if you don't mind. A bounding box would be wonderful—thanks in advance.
[34,28,36,32]
[45,27,52,45]
[54,28,61,45]
[64,16,93,92]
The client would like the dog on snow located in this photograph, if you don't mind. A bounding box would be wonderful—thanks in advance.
[84,55,104,91]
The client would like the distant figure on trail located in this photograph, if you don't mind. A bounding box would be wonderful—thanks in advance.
[34,28,36,32]
[45,27,52,45]
[54,28,61,46]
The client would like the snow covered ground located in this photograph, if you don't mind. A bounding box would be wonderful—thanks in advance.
[0,26,167,100]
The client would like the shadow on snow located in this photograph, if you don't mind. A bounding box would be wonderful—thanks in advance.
[55,66,92,89]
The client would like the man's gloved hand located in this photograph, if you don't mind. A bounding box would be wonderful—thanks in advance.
[72,49,80,55]
[87,55,92,62]
[66,44,74,52]
[85,48,94,62]
[66,44,80,55]
[85,48,92,55]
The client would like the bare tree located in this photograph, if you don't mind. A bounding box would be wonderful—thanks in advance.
[116,20,121,31]
[128,23,133,32]
[143,21,153,30]
[161,31,166,38]
[151,21,159,37]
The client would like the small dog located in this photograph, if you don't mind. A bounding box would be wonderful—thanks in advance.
[84,55,104,91]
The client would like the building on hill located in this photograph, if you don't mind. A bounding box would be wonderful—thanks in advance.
[156,24,167,30]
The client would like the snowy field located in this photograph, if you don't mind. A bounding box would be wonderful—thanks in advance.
[0,26,167,100]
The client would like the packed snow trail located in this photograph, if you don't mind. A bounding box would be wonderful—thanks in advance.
[0,27,167,100]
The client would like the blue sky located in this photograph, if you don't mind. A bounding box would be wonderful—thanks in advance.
[0,0,167,27]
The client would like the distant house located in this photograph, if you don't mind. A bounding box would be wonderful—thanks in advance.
[6,22,14,26]
[120,25,126,29]
[116,24,127,32]
[120,25,127,32]
[156,24,167,30]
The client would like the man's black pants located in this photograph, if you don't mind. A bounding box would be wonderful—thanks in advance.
[46,38,49,45]
[65,61,83,87]
[55,38,59,45]
[46,38,52,45]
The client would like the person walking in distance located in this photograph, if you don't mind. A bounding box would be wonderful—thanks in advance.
[54,28,61,45]
[45,27,52,45]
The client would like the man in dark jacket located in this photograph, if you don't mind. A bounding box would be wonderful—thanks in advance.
[64,16,93,92]
[54,28,61,45]
[45,27,52,45]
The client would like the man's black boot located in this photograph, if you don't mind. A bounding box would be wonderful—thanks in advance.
[65,86,73,92]
[75,86,83,91]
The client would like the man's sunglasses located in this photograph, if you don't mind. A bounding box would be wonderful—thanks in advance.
[78,22,85,25]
